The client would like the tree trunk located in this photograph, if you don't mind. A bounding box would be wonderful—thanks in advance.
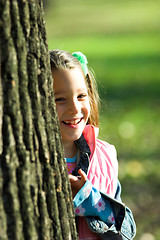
[0,0,78,239]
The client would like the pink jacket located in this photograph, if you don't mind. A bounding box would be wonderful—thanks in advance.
[78,125,118,239]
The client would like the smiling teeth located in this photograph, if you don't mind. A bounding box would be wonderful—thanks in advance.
[64,119,81,125]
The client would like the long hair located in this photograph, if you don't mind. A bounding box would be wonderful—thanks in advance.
[49,49,99,127]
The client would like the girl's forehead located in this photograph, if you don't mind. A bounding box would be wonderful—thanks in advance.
[53,68,87,91]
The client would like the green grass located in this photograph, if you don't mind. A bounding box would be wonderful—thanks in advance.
[44,0,160,239]
[45,0,160,37]
[47,33,160,56]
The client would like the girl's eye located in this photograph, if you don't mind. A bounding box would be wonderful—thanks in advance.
[78,93,87,99]
[55,97,65,102]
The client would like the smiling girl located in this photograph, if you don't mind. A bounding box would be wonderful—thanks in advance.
[53,67,91,158]
[50,49,136,240]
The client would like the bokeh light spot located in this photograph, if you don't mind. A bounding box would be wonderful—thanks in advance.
[118,121,135,139]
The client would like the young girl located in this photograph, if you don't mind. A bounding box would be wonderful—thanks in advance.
[50,49,136,240]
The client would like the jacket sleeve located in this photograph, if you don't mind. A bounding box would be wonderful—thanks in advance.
[73,180,116,225]
[86,180,136,240]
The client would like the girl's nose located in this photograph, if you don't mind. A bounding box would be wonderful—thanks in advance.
[67,98,80,114]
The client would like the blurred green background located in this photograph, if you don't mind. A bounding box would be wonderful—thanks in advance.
[44,0,160,239]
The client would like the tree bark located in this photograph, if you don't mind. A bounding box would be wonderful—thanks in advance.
[0,0,78,239]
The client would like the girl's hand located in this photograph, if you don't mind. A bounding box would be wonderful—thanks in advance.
[69,169,87,198]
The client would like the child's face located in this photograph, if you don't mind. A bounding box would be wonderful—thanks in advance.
[53,68,90,145]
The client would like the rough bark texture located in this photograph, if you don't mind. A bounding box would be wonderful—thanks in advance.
[0,0,78,239]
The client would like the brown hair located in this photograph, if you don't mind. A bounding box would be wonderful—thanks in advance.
[49,49,99,127]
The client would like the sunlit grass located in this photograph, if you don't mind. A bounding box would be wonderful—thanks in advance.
[45,0,160,37]
[47,33,160,57]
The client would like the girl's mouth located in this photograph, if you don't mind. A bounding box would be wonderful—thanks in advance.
[62,118,82,126]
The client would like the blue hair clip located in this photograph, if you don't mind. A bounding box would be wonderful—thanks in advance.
[72,51,88,76]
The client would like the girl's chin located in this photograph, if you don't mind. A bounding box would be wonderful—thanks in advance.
[61,131,83,143]
[60,122,86,141]
[65,134,81,142]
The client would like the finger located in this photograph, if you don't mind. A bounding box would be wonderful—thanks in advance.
[68,174,79,183]
[78,169,87,182]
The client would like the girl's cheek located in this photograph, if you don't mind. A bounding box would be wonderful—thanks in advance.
[55,104,62,120]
